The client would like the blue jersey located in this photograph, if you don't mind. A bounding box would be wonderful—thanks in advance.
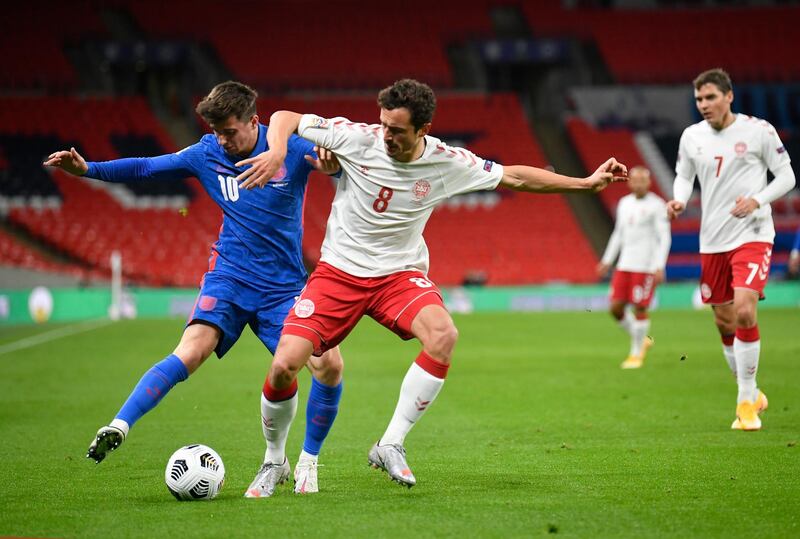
[85,124,317,291]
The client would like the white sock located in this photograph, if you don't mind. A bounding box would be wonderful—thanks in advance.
[618,310,634,336]
[109,418,130,438]
[261,392,298,464]
[734,338,760,403]
[722,344,736,377]
[380,363,445,446]
[298,449,317,464]
[630,318,650,357]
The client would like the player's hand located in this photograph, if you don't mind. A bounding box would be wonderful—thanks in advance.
[42,147,88,176]
[586,158,627,192]
[731,196,759,218]
[666,200,685,220]
[305,146,341,176]
[596,262,611,278]
[654,269,665,284]
[235,149,287,190]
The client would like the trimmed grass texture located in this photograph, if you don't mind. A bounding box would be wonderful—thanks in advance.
[1,309,798,538]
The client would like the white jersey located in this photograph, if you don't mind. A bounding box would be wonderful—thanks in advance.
[601,192,671,273]
[675,114,791,253]
[298,114,504,277]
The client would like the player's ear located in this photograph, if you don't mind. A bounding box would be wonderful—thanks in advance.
[251,114,259,127]
[418,122,432,137]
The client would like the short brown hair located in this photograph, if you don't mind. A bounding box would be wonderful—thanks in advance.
[377,79,436,130]
[196,81,258,124]
[693,68,732,94]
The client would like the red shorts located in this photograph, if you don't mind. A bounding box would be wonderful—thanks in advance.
[699,242,772,304]
[609,270,657,308]
[282,262,445,355]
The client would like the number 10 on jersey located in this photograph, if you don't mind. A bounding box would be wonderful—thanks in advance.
[218,175,240,202]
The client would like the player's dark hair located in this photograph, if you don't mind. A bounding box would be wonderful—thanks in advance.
[377,79,436,131]
[196,81,258,124]
[693,68,732,94]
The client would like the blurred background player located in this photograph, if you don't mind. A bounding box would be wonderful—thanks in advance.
[44,81,344,495]
[597,166,671,369]
[666,68,796,431]
[788,225,800,277]
[233,78,628,491]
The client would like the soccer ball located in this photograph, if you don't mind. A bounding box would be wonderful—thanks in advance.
[165,444,225,501]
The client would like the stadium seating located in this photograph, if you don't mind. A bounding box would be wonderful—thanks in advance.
[522,2,800,84]
[566,117,667,215]
[0,4,108,90]
[126,0,496,90]
[0,227,100,280]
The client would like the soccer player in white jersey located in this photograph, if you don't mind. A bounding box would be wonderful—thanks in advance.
[235,79,627,491]
[597,166,671,369]
[666,68,796,431]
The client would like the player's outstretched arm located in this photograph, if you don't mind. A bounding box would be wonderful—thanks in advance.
[500,158,627,193]
[43,147,88,176]
[236,110,303,189]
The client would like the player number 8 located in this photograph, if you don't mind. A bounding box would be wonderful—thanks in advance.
[409,277,433,288]
[373,186,394,213]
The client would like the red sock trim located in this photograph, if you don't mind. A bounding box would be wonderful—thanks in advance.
[415,351,449,379]
[735,325,760,343]
[721,334,735,346]
[263,378,298,402]
[634,312,649,321]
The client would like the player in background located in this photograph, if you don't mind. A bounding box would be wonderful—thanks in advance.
[788,226,800,276]
[597,166,671,369]
[233,79,627,490]
[666,68,796,431]
[44,81,344,495]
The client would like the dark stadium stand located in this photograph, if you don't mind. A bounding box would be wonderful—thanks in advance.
[127,0,497,90]
[2,1,798,288]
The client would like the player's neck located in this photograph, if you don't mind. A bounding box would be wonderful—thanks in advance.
[711,111,736,131]
[395,138,426,163]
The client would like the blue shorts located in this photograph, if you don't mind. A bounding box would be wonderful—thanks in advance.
[187,270,301,358]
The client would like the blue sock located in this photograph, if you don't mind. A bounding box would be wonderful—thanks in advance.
[303,377,343,456]
[115,354,189,427]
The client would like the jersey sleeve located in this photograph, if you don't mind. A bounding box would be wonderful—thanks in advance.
[298,114,369,154]
[675,129,695,180]
[760,122,792,172]
[85,145,202,183]
[438,146,504,197]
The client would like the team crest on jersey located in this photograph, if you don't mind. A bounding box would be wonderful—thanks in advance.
[269,164,288,184]
[483,160,495,172]
[198,295,217,311]
[294,298,315,318]
[412,180,431,201]
[734,142,747,157]
[700,283,712,300]
[310,116,329,129]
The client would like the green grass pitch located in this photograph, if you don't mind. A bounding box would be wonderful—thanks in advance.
[1,309,799,538]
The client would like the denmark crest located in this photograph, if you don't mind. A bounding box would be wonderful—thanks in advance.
[734,142,747,157]
[412,180,431,201]
[294,298,315,318]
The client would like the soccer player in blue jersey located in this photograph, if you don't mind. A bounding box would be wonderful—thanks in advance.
[44,81,342,496]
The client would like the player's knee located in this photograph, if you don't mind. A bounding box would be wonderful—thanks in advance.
[270,355,303,387]
[735,305,757,328]
[173,346,211,375]
[427,323,459,358]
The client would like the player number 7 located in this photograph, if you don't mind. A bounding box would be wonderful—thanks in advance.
[714,156,723,178]
[745,262,759,285]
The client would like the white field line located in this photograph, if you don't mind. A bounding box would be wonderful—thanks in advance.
[0,319,114,356]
